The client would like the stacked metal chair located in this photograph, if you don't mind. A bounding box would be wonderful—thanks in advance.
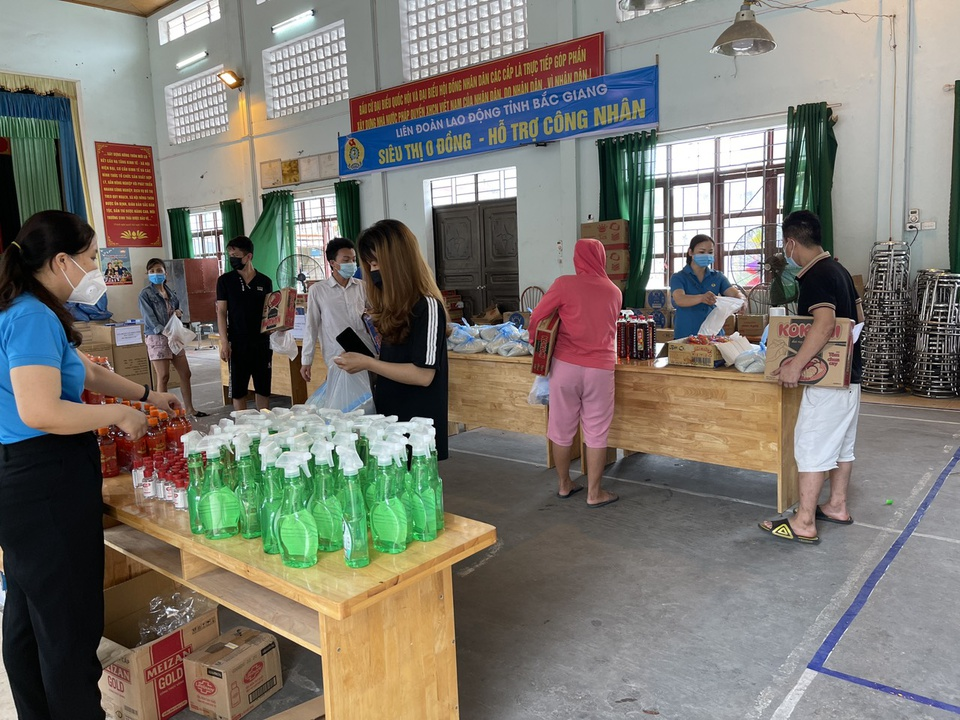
[910,269,960,398]
[860,241,912,394]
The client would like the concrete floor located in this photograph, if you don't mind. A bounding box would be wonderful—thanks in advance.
[1,348,959,719]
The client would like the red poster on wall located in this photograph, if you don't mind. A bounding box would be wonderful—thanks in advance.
[95,142,162,247]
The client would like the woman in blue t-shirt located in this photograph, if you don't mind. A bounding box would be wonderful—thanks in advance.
[0,211,180,719]
[669,234,746,339]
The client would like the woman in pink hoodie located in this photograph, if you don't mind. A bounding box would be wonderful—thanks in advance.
[529,238,623,508]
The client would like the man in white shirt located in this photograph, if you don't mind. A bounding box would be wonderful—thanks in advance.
[300,238,370,382]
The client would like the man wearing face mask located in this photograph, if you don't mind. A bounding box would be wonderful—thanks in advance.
[300,237,372,384]
[760,210,864,544]
[670,234,746,340]
[216,236,274,410]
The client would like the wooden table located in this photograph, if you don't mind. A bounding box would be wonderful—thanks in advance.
[219,341,328,406]
[448,353,802,512]
[101,475,496,720]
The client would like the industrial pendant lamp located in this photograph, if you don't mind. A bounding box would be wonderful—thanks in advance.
[711,1,776,57]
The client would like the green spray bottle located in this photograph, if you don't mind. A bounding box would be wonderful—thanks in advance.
[308,441,343,552]
[233,433,262,540]
[196,437,241,540]
[424,425,445,531]
[183,431,205,535]
[339,446,370,568]
[275,452,319,568]
[258,442,284,555]
[369,442,408,554]
[387,437,415,545]
[408,431,439,541]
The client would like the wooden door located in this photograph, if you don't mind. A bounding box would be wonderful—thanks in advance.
[434,199,519,317]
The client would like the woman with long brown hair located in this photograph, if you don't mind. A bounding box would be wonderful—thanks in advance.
[334,219,451,459]
[0,211,180,719]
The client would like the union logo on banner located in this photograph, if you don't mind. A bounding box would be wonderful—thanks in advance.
[343,137,365,171]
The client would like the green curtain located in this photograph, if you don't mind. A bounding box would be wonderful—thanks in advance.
[949,81,960,273]
[220,198,245,272]
[0,117,62,220]
[249,190,295,287]
[597,130,658,307]
[167,207,193,259]
[334,180,361,241]
[783,101,838,253]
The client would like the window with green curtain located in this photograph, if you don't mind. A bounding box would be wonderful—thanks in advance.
[0,116,62,220]
[949,80,960,273]
[167,207,193,259]
[597,130,658,307]
[249,190,295,287]
[220,198,244,271]
[334,180,361,241]
[783,101,838,253]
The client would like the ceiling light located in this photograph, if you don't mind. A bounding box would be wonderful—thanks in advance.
[271,10,315,33]
[619,0,690,11]
[218,70,244,90]
[711,1,776,57]
[175,51,208,70]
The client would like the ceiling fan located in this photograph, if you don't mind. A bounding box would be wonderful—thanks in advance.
[619,0,693,12]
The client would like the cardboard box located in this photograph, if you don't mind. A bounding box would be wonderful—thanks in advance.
[502,311,532,328]
[580,220,630,290]
[100,572,220,720]
[114,344,152,386]
[764,316,854,388]
[638,307,669,329]
[79,340,115,366]
[665,339,725,368]
[150,360,182,391]
[184,627,283,720]
[737,314,768,339]
[851,274,865,301]
[531,311,560,376]
[261,288,297,333]
[645,289,669,310]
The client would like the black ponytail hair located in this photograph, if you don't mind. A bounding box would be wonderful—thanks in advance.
[0,210,95,347]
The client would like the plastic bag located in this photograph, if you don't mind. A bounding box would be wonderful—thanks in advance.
[479,322,514,342]
[269,329,298,361]
[715,332,755,367]
[162,315,196,355]
[451,336,487,353]
[734,349,766,374]
[527,375,549,406]
[447,324,476,347]
[497,341,532,357]
[306,364,375,414]
[485,323,522,353]
[697,296,744,337]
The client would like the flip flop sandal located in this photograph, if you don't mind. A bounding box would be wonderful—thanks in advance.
[192,410,210,418]
[759,517,820,544]
[792,506,854,525]
[557,485,584,499]
[587,494,619,509]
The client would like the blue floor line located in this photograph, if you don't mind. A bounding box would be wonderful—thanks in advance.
[806,444,960,714]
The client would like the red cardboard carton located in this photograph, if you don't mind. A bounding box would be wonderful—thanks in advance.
[261,288,298,333]
[531,311,560,376]
[764,316,854,388]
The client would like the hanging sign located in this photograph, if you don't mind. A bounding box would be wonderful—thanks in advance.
[339,64,658,177]
[95,142,162,247]
[349,33,605,132]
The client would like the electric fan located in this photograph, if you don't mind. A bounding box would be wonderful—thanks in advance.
[276,254,324,293]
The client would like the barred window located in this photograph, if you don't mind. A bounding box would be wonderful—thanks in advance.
[294,194,340,269]
[263,20,349,119]
[164,67,229,145]
[430,167,517,206]
[400,0,528,82]
[190,209,224,262]
[159,0,220,45]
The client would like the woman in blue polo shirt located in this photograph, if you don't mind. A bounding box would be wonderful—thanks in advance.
[670,234,746,339]
[0,211,180,719]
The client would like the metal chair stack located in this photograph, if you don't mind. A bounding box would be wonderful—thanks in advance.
[910,269,960,398]
[861,241,912,394]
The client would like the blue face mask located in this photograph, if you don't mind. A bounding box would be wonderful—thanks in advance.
[785,242,801,269]
[693,254,714,268]
[337,262,358,279]
[148,273,165,285]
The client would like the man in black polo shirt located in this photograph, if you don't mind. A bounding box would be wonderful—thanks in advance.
[761,210,864,544]
[216,236,273,410]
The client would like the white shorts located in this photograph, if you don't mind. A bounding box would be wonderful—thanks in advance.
[794,384,861,473]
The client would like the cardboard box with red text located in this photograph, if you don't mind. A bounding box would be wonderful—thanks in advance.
[261,288,298,333]
[184,627,283,720]
[580,220,630,290]
[100,572,220,720]
[764,316,854,388]
[664,339,725,368]
[531,311,560,376]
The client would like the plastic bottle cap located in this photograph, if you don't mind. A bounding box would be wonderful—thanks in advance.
[98,427,110,435]
[148,417,159,427]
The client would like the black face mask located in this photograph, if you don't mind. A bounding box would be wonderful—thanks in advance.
[229,256,246,271]
[370,270,383,288]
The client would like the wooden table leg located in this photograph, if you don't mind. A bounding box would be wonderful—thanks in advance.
[319,567,459,720]
[777,388,802,512]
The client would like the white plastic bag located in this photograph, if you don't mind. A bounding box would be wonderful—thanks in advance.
[162,315,196,355]
[697,296,744,337]
[269,330,298,361]
[451,336,488,353]
[306,364,375,414]
[715,332,755,367]
[485,323,522,354]
[498,341,533,357]
[480,322,514,342]
[734,349,766,373]
[527,374,549,406]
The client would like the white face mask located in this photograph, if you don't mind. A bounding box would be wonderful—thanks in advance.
[62,256,108,305]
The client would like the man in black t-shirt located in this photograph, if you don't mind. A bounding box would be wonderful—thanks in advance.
[216,236,274,411]
[761,211,864,545]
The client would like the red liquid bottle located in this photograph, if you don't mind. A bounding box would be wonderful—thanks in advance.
[146,417,167,455]
[98,427,119,478]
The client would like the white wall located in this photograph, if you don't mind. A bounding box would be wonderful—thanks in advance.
[142,0,959,297]
[0,0,159,321]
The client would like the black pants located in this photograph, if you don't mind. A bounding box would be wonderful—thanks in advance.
[229,337,272,400]
[0,433,105,720]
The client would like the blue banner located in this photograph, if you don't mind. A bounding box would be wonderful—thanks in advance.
[339,65,658,177]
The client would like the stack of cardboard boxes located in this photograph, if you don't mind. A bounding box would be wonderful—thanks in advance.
[77,322,152,388]
[442,290,464,322]
[580,220,630,291]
